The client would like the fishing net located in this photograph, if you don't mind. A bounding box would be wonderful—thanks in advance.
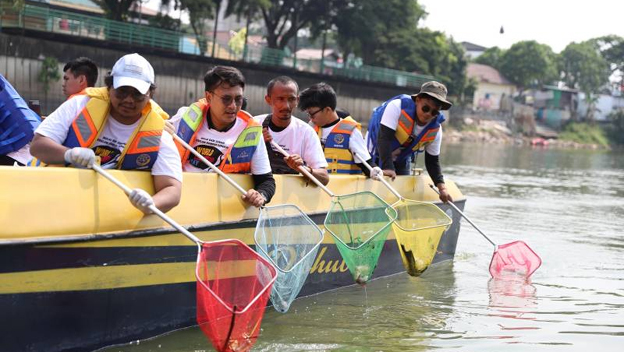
[390,199,453,276]
[254,204,324,313]
[489,240,542,279]
[196,239,277,352]
[324,191,397,284]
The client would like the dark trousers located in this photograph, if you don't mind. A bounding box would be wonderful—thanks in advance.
[394,158,411,175]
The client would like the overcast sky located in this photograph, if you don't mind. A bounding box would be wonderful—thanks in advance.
[418,0,624,53]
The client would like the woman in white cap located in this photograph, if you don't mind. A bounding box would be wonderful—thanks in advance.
[365,81,454,203]
[31,53,182,214]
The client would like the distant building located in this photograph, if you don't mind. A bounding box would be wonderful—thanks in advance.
[29,0,159,24]
[461,41,488,59]
[466,63,516,111]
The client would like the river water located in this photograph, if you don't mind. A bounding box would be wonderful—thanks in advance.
[102,143,624,352]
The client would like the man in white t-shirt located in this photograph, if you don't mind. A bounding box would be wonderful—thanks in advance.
[170,66,274,208]
[365,81,453,203]
[298,82,387,179]
[31,53,182,214]
[254,76,329,186]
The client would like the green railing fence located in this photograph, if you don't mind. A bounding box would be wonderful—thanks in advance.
[1,4,435,87]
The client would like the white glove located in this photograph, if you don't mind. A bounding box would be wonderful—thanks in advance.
[64,147,96,168]
[128,188,154,214]
[370,166,383,180]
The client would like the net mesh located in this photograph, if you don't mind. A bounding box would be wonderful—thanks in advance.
[489,240,542,279]
[254,204,324,313]
[390,199,453,276]
[324,192,397,284]
[196,239,277,352]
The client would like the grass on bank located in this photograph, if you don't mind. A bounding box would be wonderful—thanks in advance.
[558,122,610,147]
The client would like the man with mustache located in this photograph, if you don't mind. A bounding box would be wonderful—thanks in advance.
[170,66,274,208]
[365,81,454,203]
[254,76,329,186]
[31,53,182,214]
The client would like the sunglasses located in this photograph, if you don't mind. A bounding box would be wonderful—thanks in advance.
[421,103,440,117]
[210,91,244,106]
[114,87,148,102]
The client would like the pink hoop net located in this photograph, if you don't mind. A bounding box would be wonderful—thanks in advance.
[489,241,542,279]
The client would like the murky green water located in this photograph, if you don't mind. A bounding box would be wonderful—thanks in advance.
[102,143,624,352]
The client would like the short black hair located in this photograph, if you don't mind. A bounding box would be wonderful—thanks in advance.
[298,82,337,111]
[336,107,351,119]
[204,66,245,92]
[266,76,298,96]
[63,57,98,87]
[103,73,156,94]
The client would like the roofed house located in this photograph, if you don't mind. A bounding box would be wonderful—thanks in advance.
[461,41,487,59]
[466,63,516,111]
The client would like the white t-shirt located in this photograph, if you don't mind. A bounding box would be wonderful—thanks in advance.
[7,144,33,165]
[366,98,442,157]
[316,120,371,162]
[171,107,272,175]
[254,114,328,169]
[36,95,183,182]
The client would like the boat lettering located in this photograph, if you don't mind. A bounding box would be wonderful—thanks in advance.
[309,247,349,274]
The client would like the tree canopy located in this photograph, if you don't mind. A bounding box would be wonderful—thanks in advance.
[474,46,505,70]
[559,41,609,95]
[92,0,138,21]
[499,41,559,90]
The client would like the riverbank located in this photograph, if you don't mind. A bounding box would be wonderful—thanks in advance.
[444,119,611,150]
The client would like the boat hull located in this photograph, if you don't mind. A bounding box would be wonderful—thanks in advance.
[0,168,464,351]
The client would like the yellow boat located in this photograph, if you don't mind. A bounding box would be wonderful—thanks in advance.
[0,166,465,352]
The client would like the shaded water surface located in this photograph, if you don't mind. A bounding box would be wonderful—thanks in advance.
[103,143,624,352]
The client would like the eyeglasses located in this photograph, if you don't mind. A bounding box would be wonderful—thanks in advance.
[114,87,148,102]
[306,108,324,119]
[421,103,440,117]
[210,91,244,106]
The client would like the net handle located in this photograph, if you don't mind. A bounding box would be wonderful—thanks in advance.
[92,164,202,244]
[269,140,335,197]
[429,184,496,247]
[171,132,248,196]
[352,152,402,200]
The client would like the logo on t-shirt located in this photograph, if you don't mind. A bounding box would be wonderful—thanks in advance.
[333,133,345,145]
[93,145,121,167]
[189,144,224,169]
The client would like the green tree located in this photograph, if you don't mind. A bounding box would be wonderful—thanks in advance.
[224,0,271,59]
[162,0,219,56]
[499,41,559,90]
[560,41,609,94]
[92,0,139,21]
[334,0,426,66]
[259,0,347,50]
[590,35,624,76]
[437,37,471,100]
[148,13,181,31]
[38,57,61,109]
[474,46,505,69]
[560,41,609,122]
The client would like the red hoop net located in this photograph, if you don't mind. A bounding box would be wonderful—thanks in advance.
[195,239,277,352]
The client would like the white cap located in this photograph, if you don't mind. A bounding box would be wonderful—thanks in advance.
[111,53,154,94]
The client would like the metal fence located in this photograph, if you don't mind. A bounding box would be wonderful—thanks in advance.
[1,4,436,87]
